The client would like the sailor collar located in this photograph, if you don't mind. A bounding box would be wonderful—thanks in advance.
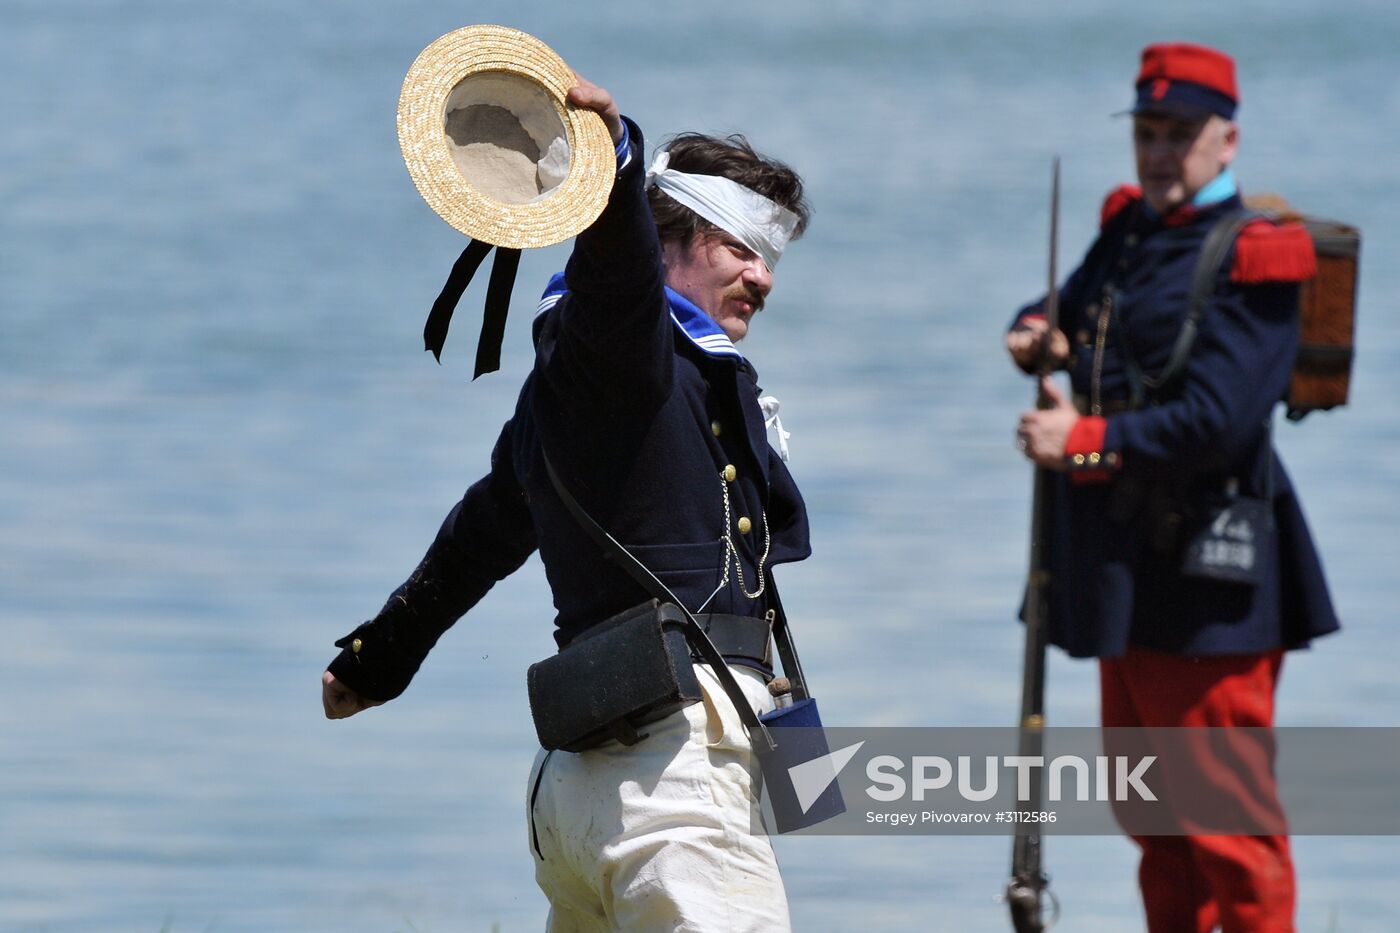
[535,273,745,361]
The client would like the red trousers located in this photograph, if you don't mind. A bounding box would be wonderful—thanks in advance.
[1099,648,1294,933]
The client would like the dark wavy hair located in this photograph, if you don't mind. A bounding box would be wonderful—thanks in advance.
[647,133,811,249]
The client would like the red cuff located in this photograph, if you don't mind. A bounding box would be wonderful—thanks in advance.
[1064,416,1119,484]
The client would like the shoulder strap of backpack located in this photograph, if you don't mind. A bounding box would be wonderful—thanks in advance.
[1144,209,1263,392]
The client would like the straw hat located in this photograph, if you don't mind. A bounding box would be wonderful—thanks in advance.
[397,25,616,250]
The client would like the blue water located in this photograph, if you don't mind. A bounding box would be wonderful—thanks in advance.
[4,0,1399,929]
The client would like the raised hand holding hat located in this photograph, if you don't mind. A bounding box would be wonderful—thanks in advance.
[397,25,618,376]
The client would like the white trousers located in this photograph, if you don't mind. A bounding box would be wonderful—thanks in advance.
[527,664,791,933]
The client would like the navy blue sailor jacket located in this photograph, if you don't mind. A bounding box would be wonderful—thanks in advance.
[328,119,811,701]
[1010,183,1339,660]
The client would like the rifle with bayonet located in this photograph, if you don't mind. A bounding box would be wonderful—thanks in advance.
[1005,158,1062,933]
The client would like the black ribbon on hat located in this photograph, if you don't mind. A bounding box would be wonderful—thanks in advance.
[423,239,522,379]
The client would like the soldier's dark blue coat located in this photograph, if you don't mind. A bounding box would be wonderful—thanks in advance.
[329,120,810,699]
[1013,185,1339,659]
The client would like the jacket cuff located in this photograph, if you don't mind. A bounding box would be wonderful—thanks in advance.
[327,614,421,703]
[617,115,644,182]
[1063,416,1119,484]
[324,534,482,703]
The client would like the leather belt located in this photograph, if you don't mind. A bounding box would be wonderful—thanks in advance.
[1072,392,1136,416]
[558,610,773,669]
[693,612,773,668]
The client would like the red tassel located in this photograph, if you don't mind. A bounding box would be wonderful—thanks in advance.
[1231,221,1317,283]
[1100,184,1142,228]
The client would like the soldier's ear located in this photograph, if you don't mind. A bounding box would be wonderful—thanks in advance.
[1219,119,1240,166]
[660,233,705,273]
[660,237,682,273]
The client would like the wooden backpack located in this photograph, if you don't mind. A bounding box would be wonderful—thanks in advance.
[1242,194,1361,420]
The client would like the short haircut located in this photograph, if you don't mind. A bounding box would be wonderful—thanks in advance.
[647,133,811,249]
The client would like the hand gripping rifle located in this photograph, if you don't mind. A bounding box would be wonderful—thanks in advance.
[1005,158,1062,933]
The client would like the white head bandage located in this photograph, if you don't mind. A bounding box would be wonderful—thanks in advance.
[645,151,799,271]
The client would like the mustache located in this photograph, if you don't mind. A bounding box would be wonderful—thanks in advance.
[724,285,765,314]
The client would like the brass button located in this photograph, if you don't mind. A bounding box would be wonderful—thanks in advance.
[1126,234,1138,247]
[1072,454,1086,466]
[711,420,722,437]
[722,464,737,482]
[1088,452,1101,465]
[737,516,753,534]
[351,638,363,654]
[1105,452,1119,467]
